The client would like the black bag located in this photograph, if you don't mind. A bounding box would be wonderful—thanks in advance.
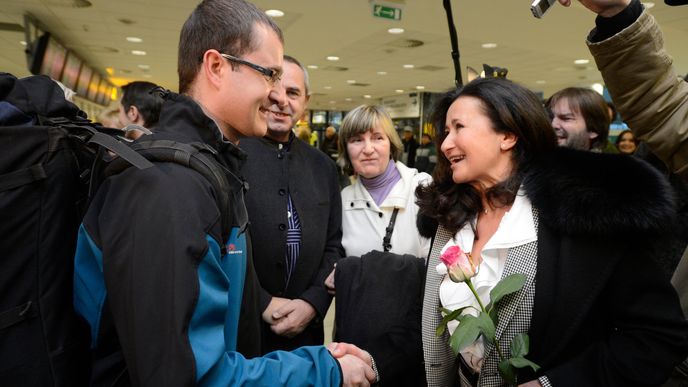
[334,251,426,386]
[0,73,233,386]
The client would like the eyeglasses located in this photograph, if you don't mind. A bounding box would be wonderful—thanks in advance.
[220,53,282,85]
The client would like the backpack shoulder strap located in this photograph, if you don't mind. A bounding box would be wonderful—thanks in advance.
[106,139,234,252]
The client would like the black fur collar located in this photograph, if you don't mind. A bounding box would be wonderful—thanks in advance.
[525,147,675,237]
[417,148,675,238]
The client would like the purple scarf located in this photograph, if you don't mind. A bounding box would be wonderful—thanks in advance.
[360,161,401,206]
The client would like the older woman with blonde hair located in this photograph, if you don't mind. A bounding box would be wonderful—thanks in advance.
[336,104,431,258]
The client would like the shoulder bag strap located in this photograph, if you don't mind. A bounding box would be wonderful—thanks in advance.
[382,207,400,252]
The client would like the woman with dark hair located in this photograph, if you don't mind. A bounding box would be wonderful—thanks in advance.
[615,129,639,154]
[417,78,688,386]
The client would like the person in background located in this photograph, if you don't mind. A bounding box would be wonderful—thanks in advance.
[615,129,638,154]
[415,133,437,174]
[416,77,687,386]
[320,125,339,160]
[335,105,431,259]
[72,0,375,385]
[546,87,610,152]
[401,126,419,168]
[326,104,431,386]
[118,80,163,140]
[241,55,344,354]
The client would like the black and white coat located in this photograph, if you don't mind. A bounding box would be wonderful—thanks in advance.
[420,147,688,386]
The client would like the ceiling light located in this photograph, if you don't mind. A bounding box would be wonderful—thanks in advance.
[19,40,26,46]
[307,65,318,69]
[324,86,332,90]
[403,64,414,69]
[142,74,152,78]
[131,50,147,56]
[105,67,114,75]
[346,80,356,84]
[395,89,404,93]
[329,100,336,104]
[415,86,425,90]
[138,64,150,69]
[363,95,372,99]
[126,36,143,43]
[481,43,498,49]
[591,83,604,95]
[345,98,352,101]
[642,2,655,8]
[388,28,404,34]
[574,59,590,65]
[326,56,340,61]
[265,9,284,17]
[377,71,387,75]
[535,80,546,84]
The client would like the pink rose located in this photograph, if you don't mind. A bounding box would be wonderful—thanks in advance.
[440,245,477,283]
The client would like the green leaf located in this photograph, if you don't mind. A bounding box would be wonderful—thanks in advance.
[489,305,499,327]
[510,333,530,358]
[489,274,527,307]
[448,315,481,356]
[436,306,471,336]
[475,312,496,344]
[498,359,517,385]
[509,356,541,372]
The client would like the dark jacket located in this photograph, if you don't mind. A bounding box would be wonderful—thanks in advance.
[420,148,688,386]
[73,93,341,386]
[241,134,344,352]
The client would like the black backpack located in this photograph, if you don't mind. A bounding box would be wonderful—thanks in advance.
[0,73,233,387]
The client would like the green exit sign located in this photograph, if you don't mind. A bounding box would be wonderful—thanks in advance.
[373,4,402,20]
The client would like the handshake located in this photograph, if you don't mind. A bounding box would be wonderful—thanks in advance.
[328,342,379,387]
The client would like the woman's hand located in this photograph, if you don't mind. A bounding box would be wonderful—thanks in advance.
[324,265,336,295]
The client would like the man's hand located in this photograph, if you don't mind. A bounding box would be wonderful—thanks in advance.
[557,0,631,17]
[270,299,316,338]
[328,343,377,386]
[338,354,376,387]
[261,296,290,324]
[327,342,372,367]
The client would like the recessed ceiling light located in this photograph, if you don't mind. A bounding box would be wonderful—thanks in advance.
[403,64,414,69]
[416,86,425,90]
[265,9,284,17]
[326,56,340,61]
[591,83,604,95]
[142,74,152,78]
[574,59,590,65]
[642,2,655,8]
[363,95,372,99]
[126,36,143,43]
[346,80,356,84]
[131,50,147,56]
[105,67,114,75]
[481,43,497,49]
[377,71,387,75]
[19,40,26,46]
[388,28,404,34]
[324,86,332,90]
[395,89,404,93]
[345,98,352,101]
[138,64,150,69]
[535,80,546,84]
[307,65,318,69]
[329,100,336,104]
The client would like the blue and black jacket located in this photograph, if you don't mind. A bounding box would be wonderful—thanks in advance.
[73,93,342,386]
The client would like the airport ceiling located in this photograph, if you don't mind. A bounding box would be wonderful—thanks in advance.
[1,0,687,111]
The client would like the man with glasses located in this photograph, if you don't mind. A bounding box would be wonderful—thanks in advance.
[241,56,344,354]
[73,0,375,385]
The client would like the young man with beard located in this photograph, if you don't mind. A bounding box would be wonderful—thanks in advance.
[241,56,344,354]
[72,0,374,385]
[546,87,610,152]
